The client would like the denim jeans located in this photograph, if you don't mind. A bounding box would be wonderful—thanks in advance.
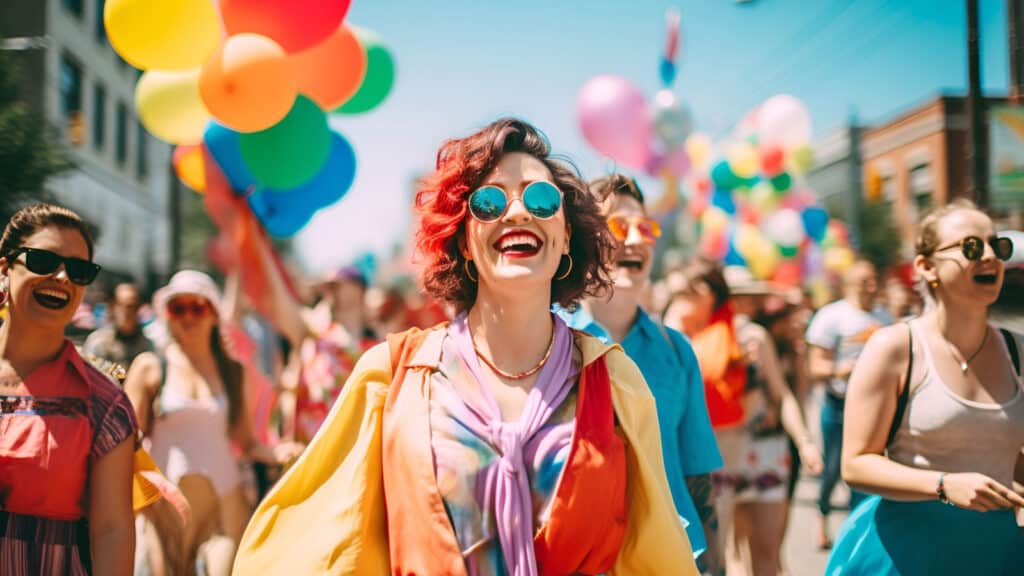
[818,392,867,516]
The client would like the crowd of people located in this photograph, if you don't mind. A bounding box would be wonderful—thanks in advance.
[1,118,1021,576]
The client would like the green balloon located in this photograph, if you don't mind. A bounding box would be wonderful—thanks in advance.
[779,244,800,259]
[240,96,331,189]
[335,28,395,115]
[770,172,792,194]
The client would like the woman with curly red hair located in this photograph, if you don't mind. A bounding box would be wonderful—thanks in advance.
[234,118,700,575]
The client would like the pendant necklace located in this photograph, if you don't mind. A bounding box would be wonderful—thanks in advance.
[947,328,989,374]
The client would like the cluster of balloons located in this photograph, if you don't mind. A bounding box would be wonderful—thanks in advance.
[106,0,395,237]
[685,95,856,289]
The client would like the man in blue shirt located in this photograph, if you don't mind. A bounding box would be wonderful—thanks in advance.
[560,174,724,573]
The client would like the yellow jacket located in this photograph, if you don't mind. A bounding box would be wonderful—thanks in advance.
[234,328,697,575]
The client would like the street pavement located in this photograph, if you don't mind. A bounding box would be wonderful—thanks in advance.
[781,386,849,576]
[782,476,848,576]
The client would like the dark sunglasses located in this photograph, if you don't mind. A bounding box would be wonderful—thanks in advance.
[934,235,1013,262]
[167,299,212,319]
[6,247,101,285]
[468,181,562,223]
[607,215,662,245]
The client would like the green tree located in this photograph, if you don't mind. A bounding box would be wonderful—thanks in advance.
[0,51,72,223]
[856,198,900,272]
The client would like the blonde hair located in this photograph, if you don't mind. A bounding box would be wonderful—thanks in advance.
[914,198,982,257]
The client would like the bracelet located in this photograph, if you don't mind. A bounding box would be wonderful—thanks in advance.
[936,473,951,505]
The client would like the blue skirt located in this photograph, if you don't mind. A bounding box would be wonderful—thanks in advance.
[825,495,1024,576]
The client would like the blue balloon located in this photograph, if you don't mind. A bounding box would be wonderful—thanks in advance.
[801,206,829,243]
[204,122,257,193]
[249,131,358,238]
[711,189,737,215]
[248,188,315,238]
[259,132,356,211]
[724,241,747,266]
[659,57,676,87]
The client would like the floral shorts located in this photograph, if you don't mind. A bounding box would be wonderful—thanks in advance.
[714,433,790,503]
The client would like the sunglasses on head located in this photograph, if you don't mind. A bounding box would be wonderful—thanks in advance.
[167,298,212,319]
[6,247,101,286]
[934,235,1013,262]
[467,181,562,223]
[606,215,662,245]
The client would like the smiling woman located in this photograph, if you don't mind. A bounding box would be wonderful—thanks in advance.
[234,118,701,576]
[0,203,137,576]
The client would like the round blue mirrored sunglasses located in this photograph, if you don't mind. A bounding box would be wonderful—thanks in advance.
[467,181,562,223]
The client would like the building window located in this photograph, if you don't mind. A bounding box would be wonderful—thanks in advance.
[95,0,106,43]
[92,82,106,151]
[116,101,128,167]
[136,119,148,180]
[63,0,84,19]
[909,163,933,219]
[60,54,84,145]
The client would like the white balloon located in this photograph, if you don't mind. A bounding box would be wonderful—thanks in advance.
[652,89,692,150]
[762,208,805,247]
[757,94,812,147]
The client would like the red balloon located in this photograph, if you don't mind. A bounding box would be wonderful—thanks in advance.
[290,25,367,110]
[688,192,709,217]
[772,260,802,286]
[760,145,785,177]
[220,0,352,53]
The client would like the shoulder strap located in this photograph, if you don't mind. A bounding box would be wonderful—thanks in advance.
[887,322,913,447]
[1000,328,1021,376]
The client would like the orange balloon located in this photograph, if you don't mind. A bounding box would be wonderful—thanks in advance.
[199,34,297,133]
[174,144,207,192]
[290,25,367,110]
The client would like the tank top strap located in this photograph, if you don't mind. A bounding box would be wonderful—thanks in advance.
[994,327,1023,387]
[907,319,935,389]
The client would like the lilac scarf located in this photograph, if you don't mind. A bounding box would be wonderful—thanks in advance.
[447,312,575,576]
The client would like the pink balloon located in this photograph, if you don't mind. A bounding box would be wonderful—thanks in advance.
[661,144,691,178]
[577,75,651,170]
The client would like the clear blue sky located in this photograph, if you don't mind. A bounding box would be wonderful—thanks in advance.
[298,0,1012,274]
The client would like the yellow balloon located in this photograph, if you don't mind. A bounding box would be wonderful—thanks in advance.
[824,247,855,273]
[136,69,210,144]
[749,243,780,280]
[750,181,779,212]
[728,143,759,179]
[735,223,764,261]
[786,145,815,175]
[685,132,713,171]
[701,207,729,235]
[105,0,220,70]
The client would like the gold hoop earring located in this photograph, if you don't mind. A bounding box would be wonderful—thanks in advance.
[464,259,478,283]
[555,254,573,281]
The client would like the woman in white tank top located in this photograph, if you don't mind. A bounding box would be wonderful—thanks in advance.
[825,199,1024,575]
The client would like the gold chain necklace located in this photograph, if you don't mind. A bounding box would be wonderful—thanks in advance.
[946,328,989,374]
[472,326,555,380]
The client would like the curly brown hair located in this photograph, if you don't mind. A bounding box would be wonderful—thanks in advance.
[415,118,614,313]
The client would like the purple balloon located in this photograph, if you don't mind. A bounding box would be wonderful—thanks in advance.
[577,75,651,170]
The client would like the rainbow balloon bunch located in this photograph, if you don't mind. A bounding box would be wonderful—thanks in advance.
[105,0,395,237]
[685,95,856,290]
[576,9,692,181]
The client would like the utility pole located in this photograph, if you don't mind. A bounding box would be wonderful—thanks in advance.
[967,0,988,207]
[1010,0,1023,103]
[847,111,863,250]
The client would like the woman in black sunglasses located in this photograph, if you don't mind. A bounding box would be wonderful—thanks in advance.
[0,203,136,575]
[827,198,1024,574]
[234,118,700,575]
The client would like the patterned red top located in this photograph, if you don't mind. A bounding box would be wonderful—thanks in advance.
[0,340,138,575]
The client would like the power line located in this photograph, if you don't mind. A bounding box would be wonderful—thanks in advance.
[702,0,900,139]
